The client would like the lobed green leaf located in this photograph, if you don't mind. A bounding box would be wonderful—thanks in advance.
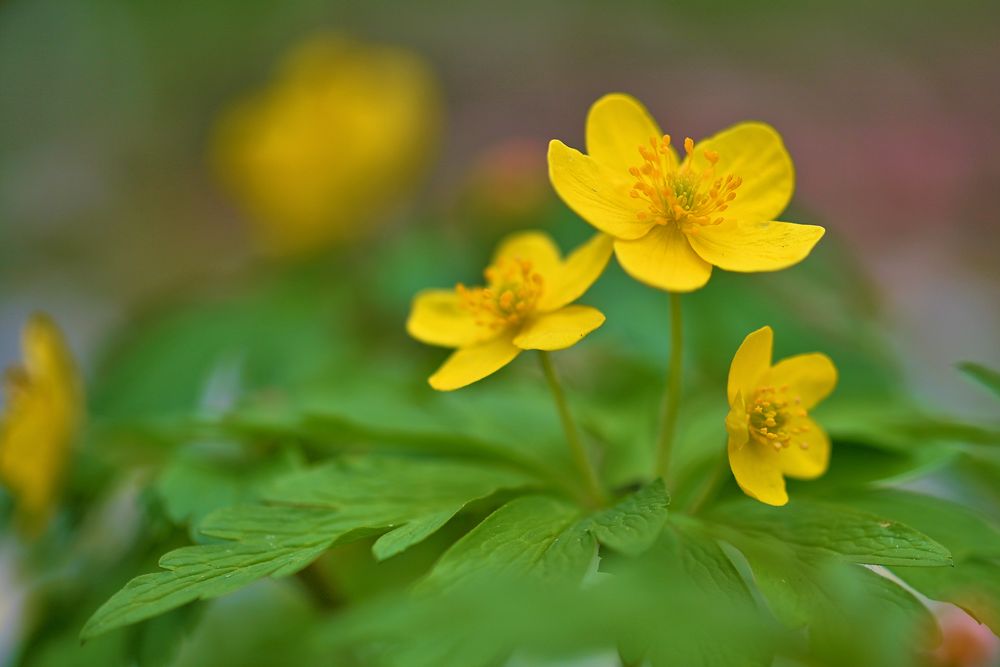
[422,481,670,590]
[82,456,532,639]
[710,498,952,567]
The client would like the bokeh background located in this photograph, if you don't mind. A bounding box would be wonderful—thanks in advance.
[2,0,999,664]
[2,0,998,414]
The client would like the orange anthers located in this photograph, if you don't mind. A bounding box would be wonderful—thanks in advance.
[747,384,808,451]
[627,133,742,232]
[456,256,544,331]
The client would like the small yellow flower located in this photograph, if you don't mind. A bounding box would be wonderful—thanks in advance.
[0,314,82,534]
[548,93,825,292]
[407,231,613,391]
[725,326,837,506]
[213,34,441,258]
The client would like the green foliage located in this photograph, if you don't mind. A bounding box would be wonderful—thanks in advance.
[155,443,305,532]
[895,559,1000,634]
[82,456,534,639]
[423,480,669,590]
[846,488,1000,561]
[710,497,953,566]
[314,518,773,667]
[960,361,1000,397]
[422,495,595,589]
[586,479,669,555]
[11,198,991,666]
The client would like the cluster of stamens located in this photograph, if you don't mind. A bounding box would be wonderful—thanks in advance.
[457,258,544,330]
[628,135,742,233]
[748,384,811,451]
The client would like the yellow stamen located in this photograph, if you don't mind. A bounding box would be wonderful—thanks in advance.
[628,133,742,233]
[748,384,810,451]
[457,257,544,331]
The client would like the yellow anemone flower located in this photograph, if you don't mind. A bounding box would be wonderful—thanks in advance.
[407,231,613,391]
[213,34,441,258]
[548,93,825,292]
[725,326,837,506]
[0,314,82,534]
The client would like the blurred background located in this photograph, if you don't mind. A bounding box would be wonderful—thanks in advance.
[2,1,1000,664]
[2,0,998,414]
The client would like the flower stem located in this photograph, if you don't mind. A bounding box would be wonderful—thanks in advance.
[655,292,683,482]
[538,351,606,508]
[687,449,727,515]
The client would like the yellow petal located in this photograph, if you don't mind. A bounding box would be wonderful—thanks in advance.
[513,305,605,351]
[687,220,825,272]
[407,289,491,348]
[585,93,672,175]
[728,437,788,506]
[493,230,562,283]
[539,233,614,311]
[687,122,794,223]
[548,140,653,241]
[22,314,78,400]
[727,326,773,406]
[428,334,521,391]
[613,225,712,292]
[779,418,831,480]
[764,352,837,410]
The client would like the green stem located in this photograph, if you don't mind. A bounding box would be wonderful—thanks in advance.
[538,351,606,508]
[655,292,683,482]
[687,450,728,515]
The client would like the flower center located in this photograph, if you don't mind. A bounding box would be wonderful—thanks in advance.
[628,135,742,233]
[457,257,544,330]
[747,384,811,451]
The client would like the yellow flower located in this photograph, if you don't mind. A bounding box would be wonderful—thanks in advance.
[213,34,441,258]
[725,326,837,506]
[407,231,613,391]
[548,93,825,292]
[0,314,82,534]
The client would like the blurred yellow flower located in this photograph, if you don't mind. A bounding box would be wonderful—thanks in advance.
[725,326,837,506]
[548,93,825,292]
[0,314,82,534]
[407,231,613,391]
[213,35,441,257]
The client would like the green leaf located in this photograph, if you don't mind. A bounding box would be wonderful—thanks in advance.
[83,456,531,638]
[894,559,1000,635]
[319,517,774,667]
[169,580,320,667]
[372,511,457,562]
[798,440,951,492]
[422,482,670,591]
[959,361,1000,397]
[421,495,594,589]
[846,488,1000,561]
[224,372,576,487]
[721,525,937,666]
[710,498,952,566]
[156,444,304,532]
[822,400,1000,450]
[637,517,772,667]
[584,479,669,556]
[81,506,345,640]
